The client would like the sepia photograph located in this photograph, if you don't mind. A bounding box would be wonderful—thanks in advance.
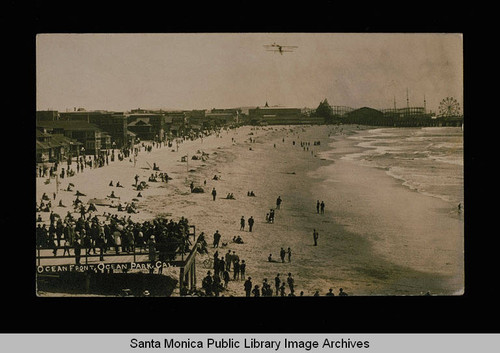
[35,33,464,299]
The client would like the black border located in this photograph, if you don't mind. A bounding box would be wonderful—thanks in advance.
[3,0,486,335]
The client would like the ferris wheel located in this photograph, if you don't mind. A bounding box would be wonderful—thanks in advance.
[438,97,461,117]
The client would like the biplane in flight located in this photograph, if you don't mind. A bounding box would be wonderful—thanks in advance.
[263,42,298,55]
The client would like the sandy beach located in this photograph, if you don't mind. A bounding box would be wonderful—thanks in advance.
[36,124,464,296]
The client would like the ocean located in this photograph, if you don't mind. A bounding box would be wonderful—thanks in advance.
[310,126,464,294]
[340,127,463,207]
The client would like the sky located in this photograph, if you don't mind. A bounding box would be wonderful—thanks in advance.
[36,33,463,113]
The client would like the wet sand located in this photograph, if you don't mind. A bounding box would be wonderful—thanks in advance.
[36,124,464,296]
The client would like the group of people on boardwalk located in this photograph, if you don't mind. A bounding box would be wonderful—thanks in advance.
[36,204,194,269]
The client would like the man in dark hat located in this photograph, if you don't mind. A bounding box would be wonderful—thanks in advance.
[275,274,281,296]
[276,196,282,209]
[240,216,245,231]
[244,277,252,297]
[287,273,295,294]
[313,229,319,246]
[202,271,213,296]
[248,216,254,232]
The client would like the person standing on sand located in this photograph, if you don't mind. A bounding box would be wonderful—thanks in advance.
[233,259,240,280]
[240,260,246,279]
[244,277,252,297]
[287,247,292,262]
[320,201,325,214]
[316,200,320,214]
[287,273,295,294]
[223,270,230,288]
[212,187,217,201]
[248,216,254,232]
[313,229,319,246]
[275,274,281,296]
[240,216,245,231]
[279,282,286,297]
[280,247,286,263]
[225,250,232,271]
[213,230,221,248]
[276,196,282,210]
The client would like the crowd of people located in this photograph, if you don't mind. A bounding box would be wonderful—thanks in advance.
[200,248,248,296]
[37,126,355,297]
[36,197,194,269]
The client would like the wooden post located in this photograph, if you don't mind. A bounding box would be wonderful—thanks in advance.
[193,259,196,289]
[179,267,185,294]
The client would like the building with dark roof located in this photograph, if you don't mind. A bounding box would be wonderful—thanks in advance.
[248,103,304,125]
[37,121,103,155]
[127,118,154,140]
[58,110,128,148]
[36,128,82,163]
[126,113,166,141]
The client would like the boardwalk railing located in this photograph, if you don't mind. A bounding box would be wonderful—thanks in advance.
[36,225,201,293]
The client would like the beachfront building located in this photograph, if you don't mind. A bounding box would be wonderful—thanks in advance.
[248,103,308,125]
[36,110,59,123]
[165,112,187,137]
[36,128,82,163]
[381,106,428,119]
[37,121,103,155]
[127,111,167,142]
[344,107,385,125]
[205,108,240,127]
[58,110,129,149]
[126,118,154,140]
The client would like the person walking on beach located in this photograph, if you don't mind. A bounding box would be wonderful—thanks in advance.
[213,230,221,248]
[313,229,319,246]
[240,216,245,231]
[223,270,230,288]
[287,273,295,294]
[225,250,232,271]
[212,187,217,201]
[276,196,282,210]
[244,277,252,297]
[320,201,325,214]
[269,209,275,223]
[233,259,240,280]
[280,247,286,263]
[240,260,246,279]
[202,271,213,296]
[279,282,286,297]
[248,216,254,232]
[316,200,320,214]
